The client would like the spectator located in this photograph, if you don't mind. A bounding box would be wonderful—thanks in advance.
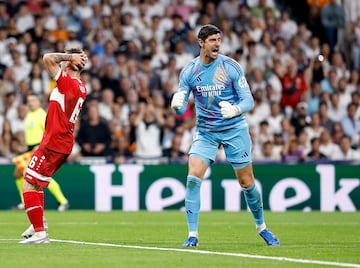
[162,132,187,164]
[172,0,194,24]
[233,3,251,34]
[161,113,176,151]
[219,19,240,56]
[15,3,34,34]
[328,92,346,122]
[320,0,345,52]
[172,40,194,71]
[165,13,189,53]
[298,128,311,155]
[98,88,115,122]
[280,57,308,110]
[318,100,334,133]
[281,135,306,163]
[290,102,310,136]
[331,135,360,161]
[306,137,329,162]
[26,14,45,44]
[146,37,169,71]
[257,120,272,145]
[251,0,277,19]
[304,112,325,141]
[341,102,360,146]
[337,77,352,111]
[351,91,360,119]
[304,35,321,61]
[113,135,133,164]
[306,81,321,115]
[10,49,32,84]
[331,121,345,146]
[76,101,112,158]
[267,102,284,134]
[247,16,263,43]
[280,9,298,44]
[99,62,120,96]
[133,102,164,162]
[216,0,240,22]
[272,132,284,158]
[50,16,69,43]
[138,54,162,92]
[329,51,349,79]
[0,118,13,157]
[280,117,295,142]
[310,55,326,84]
[319,128,340,159]
[249,68,266,93]
[256,140,281,161]
[41,2,57,31]
[346,69,359,93]
[26,41,41,64]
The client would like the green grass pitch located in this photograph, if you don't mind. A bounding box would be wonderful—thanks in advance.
[0,211,359,268]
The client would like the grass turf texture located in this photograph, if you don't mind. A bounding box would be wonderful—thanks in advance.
[0,211,359,268]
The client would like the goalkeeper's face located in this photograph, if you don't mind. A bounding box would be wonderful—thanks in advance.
[200,33,221,62]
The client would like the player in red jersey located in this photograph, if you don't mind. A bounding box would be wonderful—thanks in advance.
[19,48,88,244]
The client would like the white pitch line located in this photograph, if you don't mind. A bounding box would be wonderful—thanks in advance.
[49,239,360,268]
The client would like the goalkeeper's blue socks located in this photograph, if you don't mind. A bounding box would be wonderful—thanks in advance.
[185,175,202,237]
[243,182,264,227]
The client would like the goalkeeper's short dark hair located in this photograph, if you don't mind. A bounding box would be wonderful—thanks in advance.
[197,24,221,41]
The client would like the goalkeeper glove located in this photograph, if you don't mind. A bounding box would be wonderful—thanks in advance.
[171,91,186,110]
[219,101,241,119]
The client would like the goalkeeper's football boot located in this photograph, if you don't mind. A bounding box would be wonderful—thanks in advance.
[19,231,49,244]
[21,217,48,239]
[182,236,199,247]
[259,228,280,246]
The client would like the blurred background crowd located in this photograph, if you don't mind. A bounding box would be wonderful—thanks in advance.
[0,0,359,165]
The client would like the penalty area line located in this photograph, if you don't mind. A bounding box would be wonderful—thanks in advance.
[51,239,360,268]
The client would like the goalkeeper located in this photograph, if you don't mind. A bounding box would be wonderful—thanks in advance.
[12,93,69,212]
[171,24,279,247]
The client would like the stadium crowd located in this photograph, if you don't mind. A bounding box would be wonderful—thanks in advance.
[0,0,359,165]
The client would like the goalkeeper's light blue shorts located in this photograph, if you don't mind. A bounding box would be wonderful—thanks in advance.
[188,125,252,170]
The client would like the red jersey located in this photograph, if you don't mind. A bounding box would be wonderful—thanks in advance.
[41,69,87,154]
[280,73,308,109]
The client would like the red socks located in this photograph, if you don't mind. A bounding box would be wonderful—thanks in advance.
[23,191,44,232]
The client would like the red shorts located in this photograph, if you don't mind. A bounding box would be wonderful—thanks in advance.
[24,146,69,187]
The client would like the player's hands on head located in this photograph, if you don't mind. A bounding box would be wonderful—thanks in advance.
[72,53,88,71]
[219,101,241,119]
[171,91,186,110]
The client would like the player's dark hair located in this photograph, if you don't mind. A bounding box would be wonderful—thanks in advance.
[64,47,84,54]
[197,24,221,41]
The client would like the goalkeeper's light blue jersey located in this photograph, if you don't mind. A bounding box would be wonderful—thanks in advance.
[176,54,254,131]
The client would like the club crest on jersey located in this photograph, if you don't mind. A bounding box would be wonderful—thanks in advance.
[79,85,86,93]
[214,65,227,84]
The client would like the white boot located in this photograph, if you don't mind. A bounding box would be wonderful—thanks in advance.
[19,231,49,244]
[21,217,48,238]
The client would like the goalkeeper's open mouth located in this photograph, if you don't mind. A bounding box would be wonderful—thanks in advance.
[211,48,219,57]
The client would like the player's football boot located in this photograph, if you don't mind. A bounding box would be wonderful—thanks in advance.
[259,228,280,246]
[19,231,49,244]
[57,202,70,212]
[182,236,199,247]
[21,217,48,239]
